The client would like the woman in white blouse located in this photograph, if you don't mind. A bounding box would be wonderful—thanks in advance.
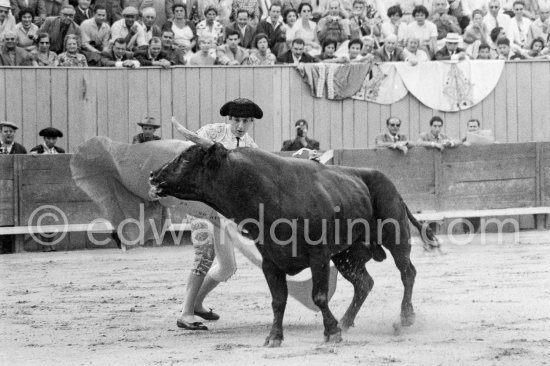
[286,2,320,56]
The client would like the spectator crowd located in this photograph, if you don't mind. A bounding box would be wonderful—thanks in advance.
[0,0,549,67]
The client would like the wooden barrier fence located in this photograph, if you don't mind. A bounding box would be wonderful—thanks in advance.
[1,142,549,251]
[1,62,549,153]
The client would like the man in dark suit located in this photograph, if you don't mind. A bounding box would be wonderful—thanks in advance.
[225,8,255,49]
[0,31,33,66]
[281,119,320,151]
[100,37,140,67]
[373,34,406,62]
[435,32,468,60]
[133,36,171,67]
[38,5,82,53]
[276,38,315,64]
[0,121,26,154]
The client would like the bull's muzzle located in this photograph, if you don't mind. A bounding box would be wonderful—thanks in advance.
[148,173,165,200]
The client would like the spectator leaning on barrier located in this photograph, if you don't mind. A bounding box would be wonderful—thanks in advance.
[80,5,111,65]
[281,119,320,151]
[216,28,249,65]
[38,5,81,54]
[226,8,256,49]
[132,117,161,144]
[0,121,26,154]
[134,36,171,67]
[417,116,462,151]
[246,32,276,64]
[373,34,406,62]
[30,127,65,154]
[277,37,316,63]
[160,29,186,65]
[0,29,33,65]
[477,42,492,59]
[497,37,525,59]
[403,37,430,64]
[375,117,412,154]
[189,34,216,65]
[100,37,140,67]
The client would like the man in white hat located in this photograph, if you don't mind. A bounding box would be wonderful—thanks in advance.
[435,32,468,60]
[0,121,26,154]
[132,116,162,144]
[0,0,16,43]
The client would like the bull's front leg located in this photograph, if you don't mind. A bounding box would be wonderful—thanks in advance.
[310,255,342,343]
[261,258,288,347]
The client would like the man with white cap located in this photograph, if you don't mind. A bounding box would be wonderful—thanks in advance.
[435,32,468,60]
[0,121,26,154]
[0,0,16,43]
[110,6,146,50]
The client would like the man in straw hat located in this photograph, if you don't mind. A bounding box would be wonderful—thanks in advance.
[132,116,161,144]
[30,127,65,154]
[0,121,26,154]
[435,32,468,60]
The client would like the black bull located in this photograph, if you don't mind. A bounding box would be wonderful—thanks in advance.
[149,143,438,346]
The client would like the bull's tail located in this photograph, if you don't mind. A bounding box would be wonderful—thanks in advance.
[404,202,441,251]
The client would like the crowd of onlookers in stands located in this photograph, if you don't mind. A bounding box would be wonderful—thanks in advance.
[0,0,549,67]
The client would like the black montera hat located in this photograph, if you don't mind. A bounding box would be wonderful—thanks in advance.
[220,98,263,119]
[39,127,63,138]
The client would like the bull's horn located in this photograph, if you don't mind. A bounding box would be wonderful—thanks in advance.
[171,117,214,148]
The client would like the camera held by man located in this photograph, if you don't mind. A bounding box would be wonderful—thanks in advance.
[281,119,320,152]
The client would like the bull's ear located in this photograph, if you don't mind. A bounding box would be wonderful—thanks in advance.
[203,143,228,170]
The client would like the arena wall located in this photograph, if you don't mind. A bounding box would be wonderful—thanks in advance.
[0,61,549,153]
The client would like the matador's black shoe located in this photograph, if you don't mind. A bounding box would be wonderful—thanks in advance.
[176,319,208,331]
[194,308,220,321]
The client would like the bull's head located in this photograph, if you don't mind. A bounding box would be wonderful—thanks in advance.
[148,118,228,201]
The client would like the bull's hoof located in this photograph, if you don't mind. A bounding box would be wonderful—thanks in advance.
[339,318,355,332]
[324,330,343,343]
[263,338,282,348]
[400,312,416,327]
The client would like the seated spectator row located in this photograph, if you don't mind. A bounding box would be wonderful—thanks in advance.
[0,0,549,67]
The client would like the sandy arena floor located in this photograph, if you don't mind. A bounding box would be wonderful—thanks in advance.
[1,232,550,366]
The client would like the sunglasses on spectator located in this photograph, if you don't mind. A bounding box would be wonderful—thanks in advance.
[489,5,499,8]
[62,13,75,17]
[389,123,401,127]
[39,41,50,44]
[4,38,16,41]
[514,7,524,10]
